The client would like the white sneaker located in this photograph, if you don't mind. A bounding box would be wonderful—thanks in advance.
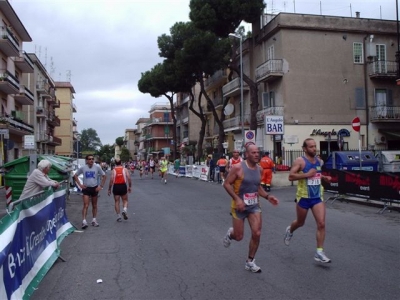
[223,227,233,248]
[81,220,88,229]
[314,251,331,263]
[284,226,293,246]
[245,259,262,273]
[122,211,128,220]
[164,179,167,184]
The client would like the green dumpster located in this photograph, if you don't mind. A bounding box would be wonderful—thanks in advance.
[4,155,73,202]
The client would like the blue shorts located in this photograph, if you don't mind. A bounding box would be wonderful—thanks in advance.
[297,197,322,210]
[231,204,261,220]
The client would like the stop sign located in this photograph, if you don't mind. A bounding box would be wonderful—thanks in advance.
[352,117,360,132]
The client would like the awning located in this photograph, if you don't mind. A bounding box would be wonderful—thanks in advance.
[379,130,400,139]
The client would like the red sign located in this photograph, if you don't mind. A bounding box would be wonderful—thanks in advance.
[352,117,360,132]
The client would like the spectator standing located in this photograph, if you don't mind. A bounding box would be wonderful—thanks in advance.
[217,155,228,184]
[19,160,60,200]
[74,155,106,229]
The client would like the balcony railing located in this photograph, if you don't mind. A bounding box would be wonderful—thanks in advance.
[0,26,20,57]
[14,50,34,73]
[36,80,50,95]
[0,113,34,134]
[204,69,227,90]
[36,132,48,142]
[370,106,400,122]
[368,61,398,79]
[255,59,284,82]
[48,135,62,145]
[72,102,77,112]
[36,107,48,118]
[256,106,285,124]
[222,77,249,98]
[0,69,19,94]
[14,85,34,105]
[222,114,251,131]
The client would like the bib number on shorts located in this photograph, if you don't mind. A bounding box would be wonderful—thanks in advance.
[243,192,258,206]
[307,173,321,186]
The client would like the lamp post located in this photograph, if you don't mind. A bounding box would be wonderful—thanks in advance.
[229,33,244,152]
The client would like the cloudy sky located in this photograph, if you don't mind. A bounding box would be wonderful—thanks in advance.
[10,0,398,145]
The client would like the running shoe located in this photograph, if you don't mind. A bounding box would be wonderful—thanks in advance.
[245,259,262,273]
[284,226,293,246]
[314,251,331,263]
[91,220,99,227]
[122,211,128,220]
[81,220,88,229]
[223,227,233,248]
[117,216,122,222]
[164,179,167,184]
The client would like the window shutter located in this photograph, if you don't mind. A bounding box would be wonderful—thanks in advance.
[262,92,269,107]
[387,89,393,106]
[355,88,365,109]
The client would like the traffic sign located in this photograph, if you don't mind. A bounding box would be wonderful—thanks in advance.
[352,117,360,132]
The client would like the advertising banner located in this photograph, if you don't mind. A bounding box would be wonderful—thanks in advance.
[0,189,74,300]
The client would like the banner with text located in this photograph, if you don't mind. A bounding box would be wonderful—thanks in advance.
[0,189,75,300]
[322,169,400,201]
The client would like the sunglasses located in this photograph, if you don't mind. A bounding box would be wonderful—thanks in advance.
[87,158,94,160]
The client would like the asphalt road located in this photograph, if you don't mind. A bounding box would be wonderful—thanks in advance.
[29,171,399,300]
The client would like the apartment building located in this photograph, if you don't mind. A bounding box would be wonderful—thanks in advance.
[0,0,34,163]
[141,102,173,158]
[253,13,398,157]
[175,83,202,154]
[54,81,76,156]
[25,54,61,155]
[124,128,137,160]
[136,117,149,160]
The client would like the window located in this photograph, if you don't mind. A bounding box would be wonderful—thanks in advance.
[267,45,274,61]
[262,91,275,108]
[355,88,365,109]
[353,43,363,63]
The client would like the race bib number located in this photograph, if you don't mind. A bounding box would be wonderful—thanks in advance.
[243,192,258,206]
[307,173,321,186]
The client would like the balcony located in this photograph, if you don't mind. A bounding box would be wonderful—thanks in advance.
[36,132,48,142]
[204,69,227,91]
[223,114,251,132]
[0,70,19,94]
[182,116,189,124]
[212,96,223,109]
[0,113,34,135]
[222,77,249,98]
[255,59,284,83]
[14,50,34,73]
[368,61,398,79]
[36,107,47,118]
[47,135,62,146]
[370,106,400,122]
[256,107,285,124]
[72,118,77,126]
[36,80,50,96]
[53,99,60,108]
[72,102,77,112]
[14,85,34,105]
[0,27,20,57]
[47,113,61,126]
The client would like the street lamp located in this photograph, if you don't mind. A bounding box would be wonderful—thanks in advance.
[229,33,245,153]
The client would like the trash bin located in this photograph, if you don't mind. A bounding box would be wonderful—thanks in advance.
[324,151,378,171]
[4,155,73,202]
[376,151,400,173]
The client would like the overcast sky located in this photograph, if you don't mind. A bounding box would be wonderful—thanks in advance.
[10,0,398,146]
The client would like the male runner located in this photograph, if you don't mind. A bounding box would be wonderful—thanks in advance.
[223,144,279,273]
[284,138,332,263]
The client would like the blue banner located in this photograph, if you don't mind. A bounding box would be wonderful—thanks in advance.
[0,189,74,300]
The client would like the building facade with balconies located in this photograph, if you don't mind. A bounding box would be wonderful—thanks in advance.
[142,102,173,158]
[250,12,399,158]
[54,81,76,156]
[136,117,150,160]
[23,53,61,155]
[124,128,136,160]
[0,0,34,163]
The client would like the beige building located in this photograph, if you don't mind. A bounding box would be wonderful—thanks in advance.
[54,81,76,156]
[136,117,150,160]
[124,128,136,160]
[250,13,399,160]
[0,1,34,163]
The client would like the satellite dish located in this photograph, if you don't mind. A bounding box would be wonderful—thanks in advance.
[224,104,234,116]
